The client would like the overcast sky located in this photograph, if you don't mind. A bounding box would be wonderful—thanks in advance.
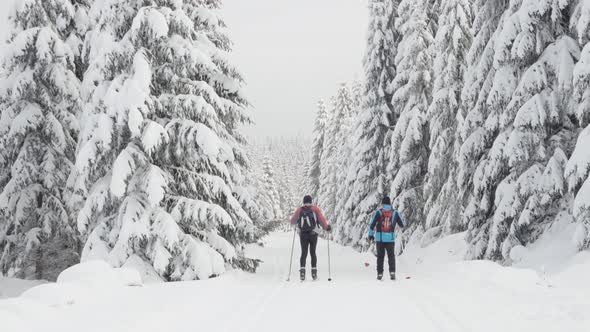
[224,0,368,138]
[0,0,10,44]
[0,0,369,138]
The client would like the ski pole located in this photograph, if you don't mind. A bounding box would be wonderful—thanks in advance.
[327,228,332,282]
[286,226,297,282]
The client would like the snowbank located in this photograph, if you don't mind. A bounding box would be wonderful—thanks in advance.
[0,258,156,301]
[0,232,589,332]
[0,277,46,299]
[510,216,581,273]
[400,231,468,273]
[400,217,590,278]
[17,261,142,307]
[399,225,590,295]
[554,251,590,287]
[56,260,142,286]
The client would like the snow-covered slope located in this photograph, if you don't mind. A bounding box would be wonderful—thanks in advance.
[0,278,45,299]
[1,231,589,332]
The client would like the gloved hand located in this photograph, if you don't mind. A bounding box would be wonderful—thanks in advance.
[368,235,374,242]
[326,225,332,232]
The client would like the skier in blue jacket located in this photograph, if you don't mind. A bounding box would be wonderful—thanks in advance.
[368,196,405,280]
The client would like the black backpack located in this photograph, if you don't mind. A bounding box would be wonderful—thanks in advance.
[298,207,318,233]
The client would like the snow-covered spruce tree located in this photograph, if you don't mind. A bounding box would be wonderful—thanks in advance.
[146,0,261,273]
[423,0,473,242]
[162,1,260,271]
[69,0,91,81]
[386,0,434,246]
[276,165,291,214]
[71,0,257,281]
[244,137,309,233]
[262,154,283,220]
[458,0,511,258]
[338,0,399,248]
[335,80,364,228]
[334,84,360,234]
[318,84,354,226]
[351,79,363,111]
[566,127,590,249]
[246,136,309,227]
[566,0,590,250]
[301,161,312,198]
[283,137,310,213]
[465,0,579,260]
[285,136,310,212]
[242,141,277,230]
[186,1,259,235]
[308,100,328,199]
[0,0,81,280]
[236,144,267,237]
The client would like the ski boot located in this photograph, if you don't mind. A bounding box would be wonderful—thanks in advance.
[300,268,306,281]
[390,272,396,281]
[311,268,318,281]
[377,274,383,281]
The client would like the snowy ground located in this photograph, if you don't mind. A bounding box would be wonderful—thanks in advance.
[0,278,46,299]
[1,230,589,332]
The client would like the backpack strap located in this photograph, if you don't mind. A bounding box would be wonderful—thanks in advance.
[312,211,318,229]
[297,206,305,229]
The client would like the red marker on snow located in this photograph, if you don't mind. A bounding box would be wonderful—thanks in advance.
[364,262,370,267]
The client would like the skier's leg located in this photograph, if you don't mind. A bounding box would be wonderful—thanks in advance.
[300,233,309,268]
[309,233,318,268]
[376,242,385,276]
[386,242,396,273]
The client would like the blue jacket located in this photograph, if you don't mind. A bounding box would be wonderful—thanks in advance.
[368,205,404,243]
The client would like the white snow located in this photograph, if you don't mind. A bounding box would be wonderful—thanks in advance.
[1,231,588,332]
[510,214,581,273]
[56,260,142,287]
[131,8,169,40]
[14,261,141,308]
[0,278,46,299]
[121,255,163,284]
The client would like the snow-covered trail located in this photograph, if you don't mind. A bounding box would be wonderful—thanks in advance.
[1,231,589,332]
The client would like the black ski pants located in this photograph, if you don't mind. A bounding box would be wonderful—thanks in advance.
[376,242,396,274]
[300,231,318,268]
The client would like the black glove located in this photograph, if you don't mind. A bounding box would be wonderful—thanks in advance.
[368,235,374,242]
[326,225,332,232]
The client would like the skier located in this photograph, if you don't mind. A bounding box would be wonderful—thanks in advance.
[290,195,331,281]
[368,196,405,280]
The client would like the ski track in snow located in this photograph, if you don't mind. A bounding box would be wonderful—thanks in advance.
[403,282,469,332]
[1,231,590,332]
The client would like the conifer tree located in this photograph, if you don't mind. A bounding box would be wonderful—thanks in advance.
[566,0,590,250]
[340,0,399,248]
[468,1,578,260]
[459,0,512,259]
[0,0,81,280]
[387,0,434,242]
[71,0,257,280]
[308,100,328,199]
[423,0,473,239]
[334,84,359,234]
[318,84,353,224]
[262,154,282,220]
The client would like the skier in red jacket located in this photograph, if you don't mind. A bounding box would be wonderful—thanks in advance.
[290,195,331,281]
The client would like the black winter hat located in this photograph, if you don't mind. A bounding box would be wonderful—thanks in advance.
[303,195,313,204]
[382,196,391,205]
